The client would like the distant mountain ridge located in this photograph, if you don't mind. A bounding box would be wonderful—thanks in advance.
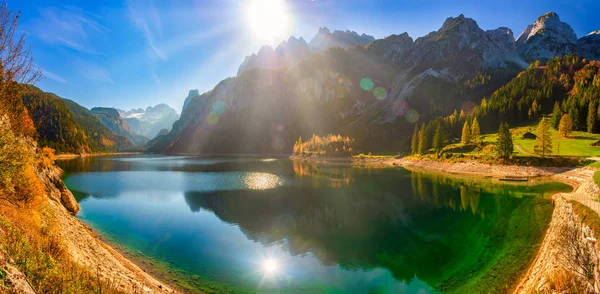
[117,104,179,139]
[146,11,599,154]
[91,107,149,146]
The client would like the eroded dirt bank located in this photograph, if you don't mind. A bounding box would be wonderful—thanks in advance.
[38,165,177,293]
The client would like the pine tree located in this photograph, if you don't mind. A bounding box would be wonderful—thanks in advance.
[496,122,513,159]
[433,123,444,152]
[534,117,552,157]
[411,124,419,154]
[551,102,562,129]
[558,114,573,137]
[471,117,481,145]
[461,121,471,144]
[417,124,428,154]
[588,101,597,133]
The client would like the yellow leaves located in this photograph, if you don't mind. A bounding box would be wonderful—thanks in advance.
[292,133,354,157]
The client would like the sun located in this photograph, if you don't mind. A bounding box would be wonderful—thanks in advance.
[246,0,290,42]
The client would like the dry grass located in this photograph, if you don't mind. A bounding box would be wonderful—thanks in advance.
[0,201,129,294]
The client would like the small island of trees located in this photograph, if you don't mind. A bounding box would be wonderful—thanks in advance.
[293,134,354,158]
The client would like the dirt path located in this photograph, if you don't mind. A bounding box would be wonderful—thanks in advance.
[514,143,538,157]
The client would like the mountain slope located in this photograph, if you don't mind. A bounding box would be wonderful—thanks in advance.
[21,87,134,153]
[91,107,149,146]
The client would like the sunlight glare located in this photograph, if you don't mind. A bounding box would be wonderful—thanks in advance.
[246,0,290,41]
[262,258,279,275]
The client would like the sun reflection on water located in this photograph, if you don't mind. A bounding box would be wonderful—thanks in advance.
[244,172,284,190]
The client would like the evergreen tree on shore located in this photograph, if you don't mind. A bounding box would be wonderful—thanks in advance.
[411,124,419,154]
[551,102,562,130]
[461,121,471,144]
[471,117,481,145]
[417,124,428,154]
[588,101,597,133]
[433,123,444,153]
[496,122,513,159]
[534,117,552,157]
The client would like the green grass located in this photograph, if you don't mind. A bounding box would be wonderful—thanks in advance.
[570,200,600,242]
[594,171,600,188]
[442,121,600,158]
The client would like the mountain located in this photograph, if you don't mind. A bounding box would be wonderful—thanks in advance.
[237,28,374,76]
[237,36,310,76]
[21,86,134,153]
[182,89,200,113]
[117,104,179,139]
[151,12,599,155]
[90,107,149,146]
[578,30,600,59]
[516,12,578,62]
[309,27,375,51]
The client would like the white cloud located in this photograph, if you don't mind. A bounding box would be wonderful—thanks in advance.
[28,6,109,54]
[41,68,68,84]
[127,0,167,60]
[76,60,115,84]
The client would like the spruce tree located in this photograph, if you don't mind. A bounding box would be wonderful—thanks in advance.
[471,117,481,145]
[588,101,597,133]
[534,117,552,157]
[433,123,444,152]
[558,114,573,137]
[411,124,419,154]
[417,124,428,154]
[461,121,471,144]
[496,123,513,159]
[551,102,561,129]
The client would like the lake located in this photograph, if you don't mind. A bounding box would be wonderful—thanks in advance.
[58,155,571,293]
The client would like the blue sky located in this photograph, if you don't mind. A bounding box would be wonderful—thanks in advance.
[10,0,600,112]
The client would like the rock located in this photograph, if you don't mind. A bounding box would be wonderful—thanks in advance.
[577,30,600,60]
[516,12,579,62]
[37,165,80,215]
[309,27,375,51]
[117,104,180,139]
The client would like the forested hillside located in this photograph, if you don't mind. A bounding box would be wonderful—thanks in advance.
[21,86,134,153]
[415,55,600,152]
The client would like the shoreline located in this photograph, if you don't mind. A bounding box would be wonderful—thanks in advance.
[55,152,143,160]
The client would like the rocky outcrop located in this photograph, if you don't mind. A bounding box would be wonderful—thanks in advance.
[578,30,600,60]
[181,89,200,113]
[366,33,414,63]
[486,27,516,51]
[36,165,80,215]
[516,12,579,62]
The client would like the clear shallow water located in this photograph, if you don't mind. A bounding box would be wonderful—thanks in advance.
[58,155,571,293]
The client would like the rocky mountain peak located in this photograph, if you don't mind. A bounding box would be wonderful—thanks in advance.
[577,30,600,59]
[309,27,375,51]
[516,12,578,62]
[486,27,516,50]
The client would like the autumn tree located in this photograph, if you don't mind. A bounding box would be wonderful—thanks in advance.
[0,1,41,135]
[461,121,471,144]
[558,114,573,137]
[471,117,481,145]
[534,117,553,157]
[411,124,419,154]
[496,122,513,159]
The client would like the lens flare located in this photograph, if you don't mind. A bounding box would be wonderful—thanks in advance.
[213,101,225,115]
[405,109,420,123]
[360,78,374,91]
[373,87,387,100]
[207,112,219,125]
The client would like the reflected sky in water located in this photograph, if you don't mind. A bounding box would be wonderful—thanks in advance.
[59,155,570,293]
